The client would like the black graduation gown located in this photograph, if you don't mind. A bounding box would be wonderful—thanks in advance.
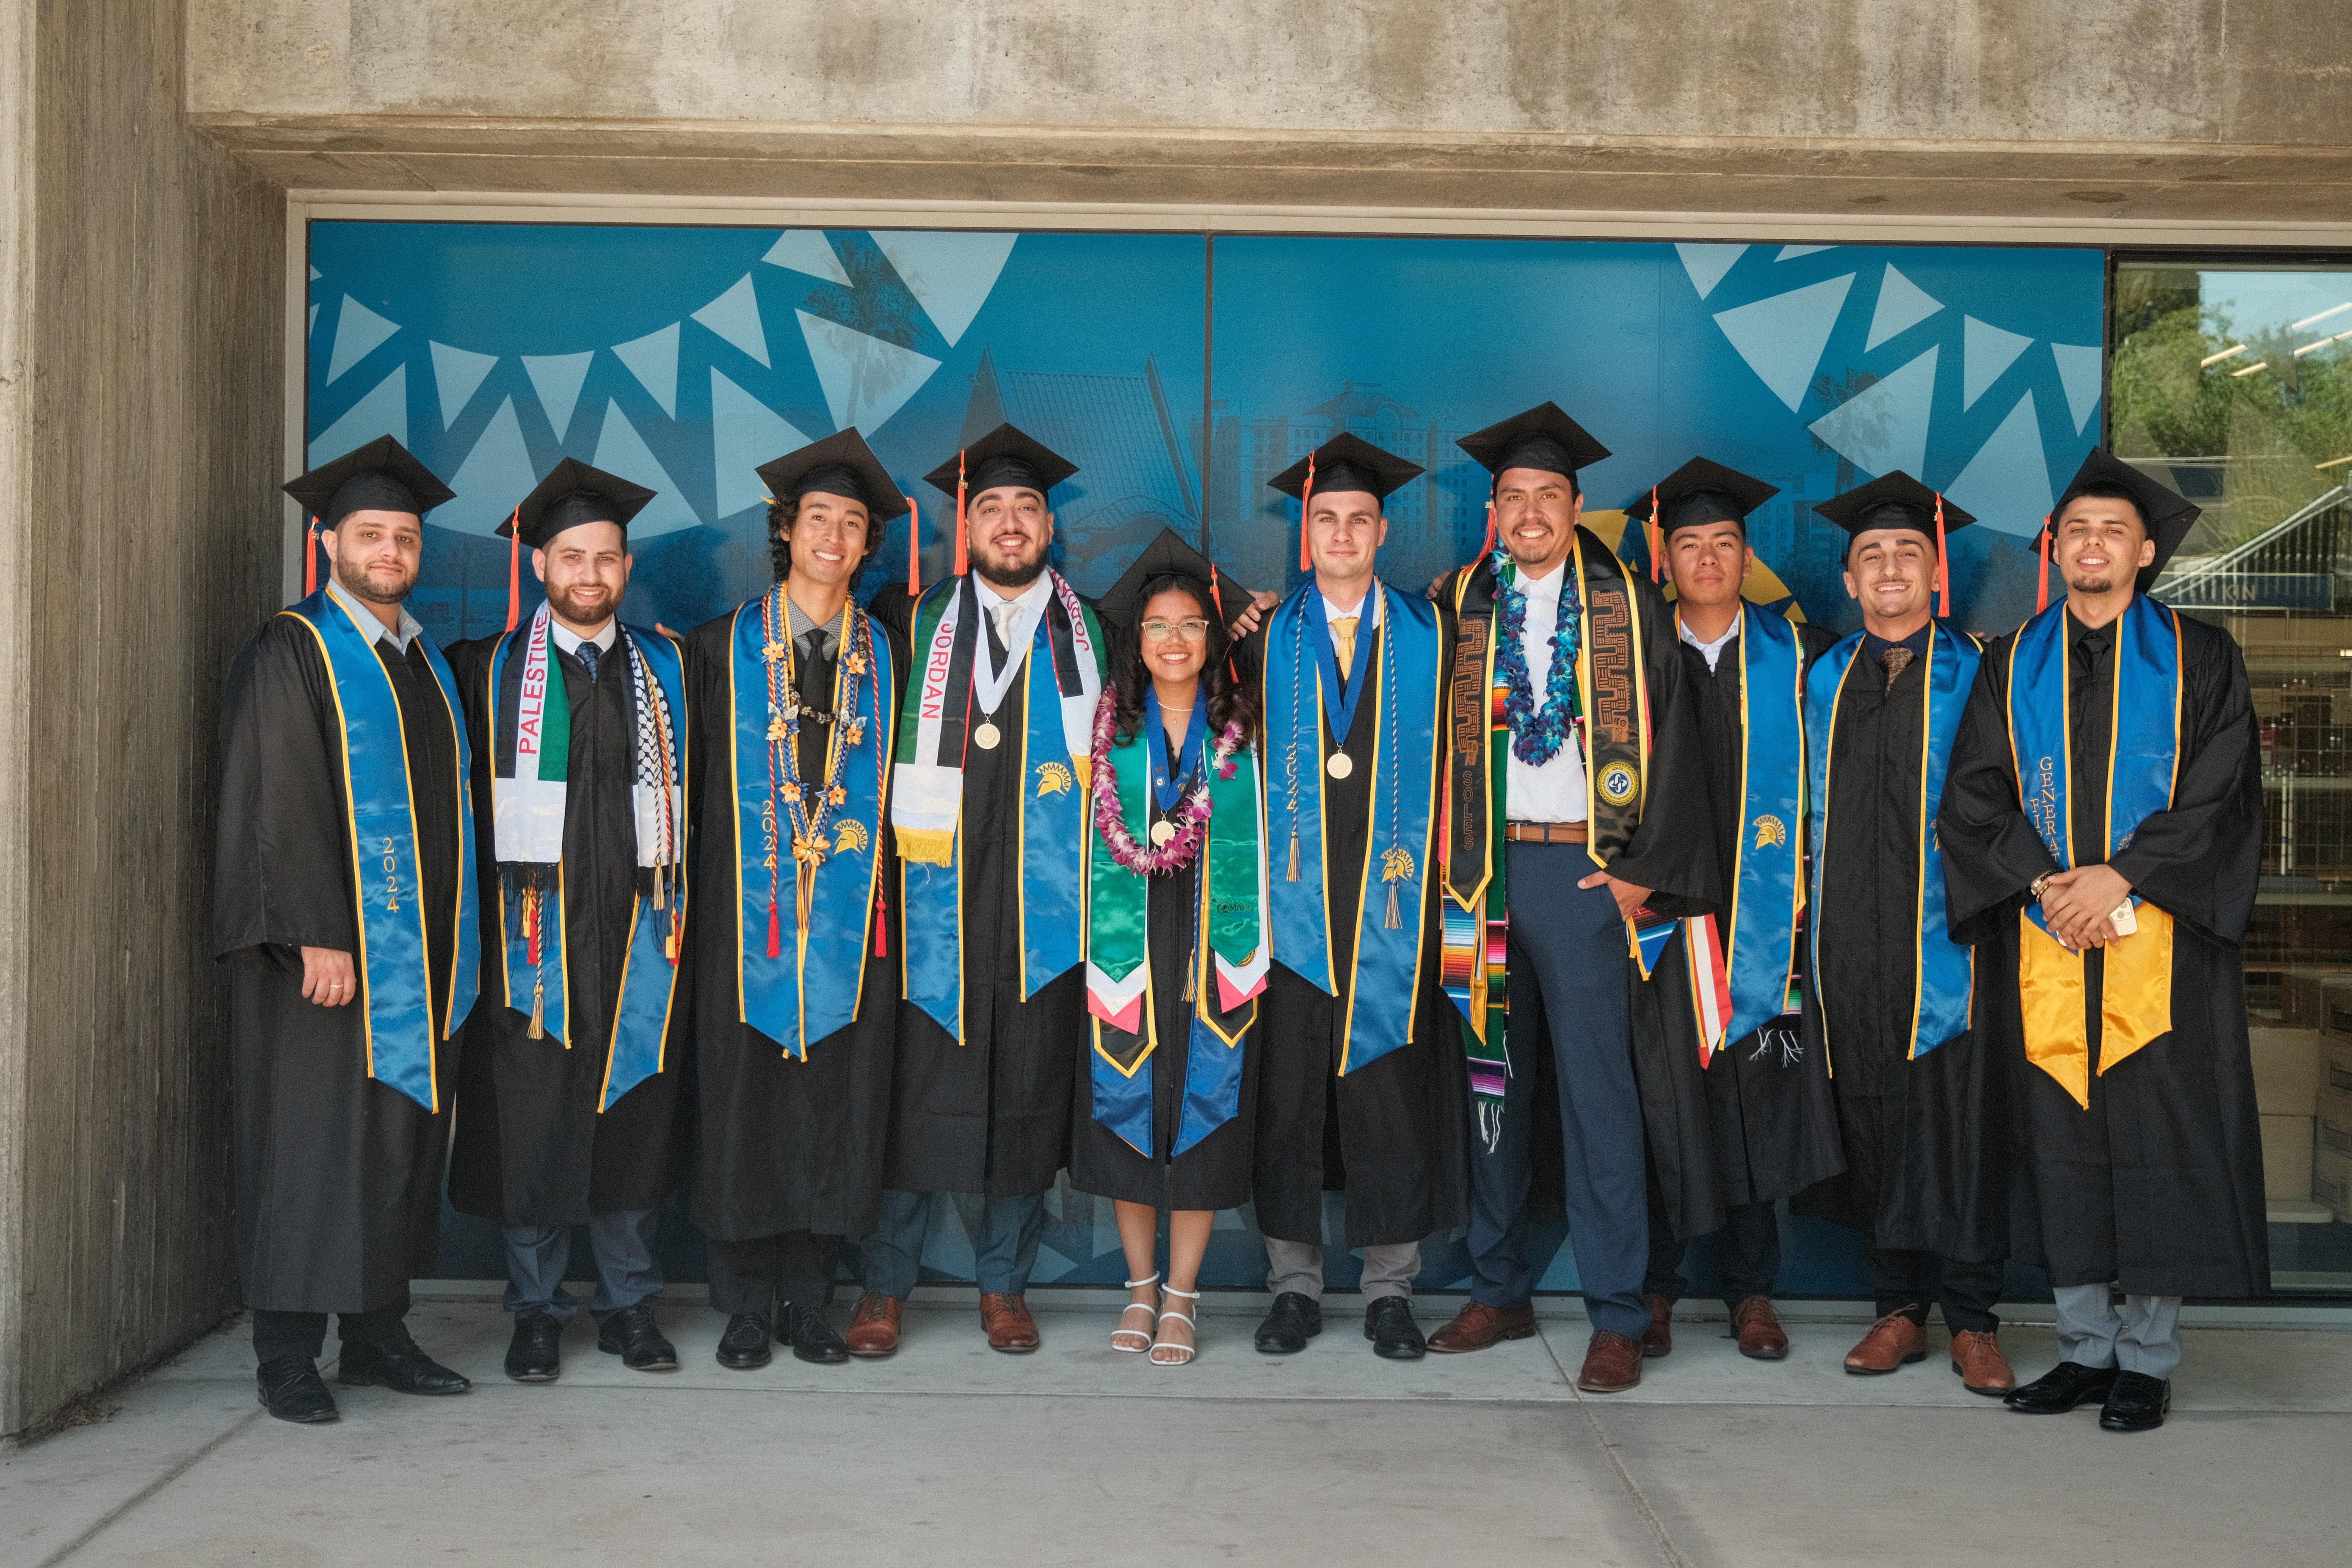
[1069,845,1261,1212]
[1791,635,2008,1263]
[1939,610,2268,1298]
[866,582,1086,1201]
[214,613,465,1314]
[1250,616,1472,1249]
[1634,620,1846,1241]
[684,605,906,1241]
[443,633,684,1228]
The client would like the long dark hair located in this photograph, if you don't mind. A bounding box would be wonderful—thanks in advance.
[768,489,884,584]
[1110,573,1258,748]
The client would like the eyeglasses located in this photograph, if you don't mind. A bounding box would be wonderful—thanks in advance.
[1140,617,1211,644]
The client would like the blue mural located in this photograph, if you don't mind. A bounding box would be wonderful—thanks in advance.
[306,223,2099,1297]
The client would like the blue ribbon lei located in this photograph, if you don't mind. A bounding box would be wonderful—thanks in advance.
[279,590,480,1111]
[1804,620,1979,1062]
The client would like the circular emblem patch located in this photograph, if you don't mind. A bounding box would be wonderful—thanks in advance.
[1597,762,1639,807]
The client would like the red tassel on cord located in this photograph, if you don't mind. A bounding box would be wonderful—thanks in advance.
[766,899,782,960]
[1933,492,1950,619]
[905,495,922,595]
[2036,516,2052,613]
[1297,452,1318,574]
[505,507,523,632]
[304,516,319,595]
[873,889,889,959]
[1648,486,1664,584]
[954,451,969,577]
[1481,499,1495,557]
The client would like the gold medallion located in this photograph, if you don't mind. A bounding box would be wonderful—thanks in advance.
[973,721,1002,750]
[1150,820,1177,847]
[1326,751,1354,780]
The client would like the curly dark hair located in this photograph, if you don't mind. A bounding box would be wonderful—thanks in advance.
[768,489,884,584]
[1109,572,1259,748]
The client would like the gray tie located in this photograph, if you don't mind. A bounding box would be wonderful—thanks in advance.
[991,600,1022,652]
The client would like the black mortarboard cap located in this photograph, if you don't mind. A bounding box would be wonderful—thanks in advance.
[1266,432,1423,505]
[1456,403,1612,485]
[2047,448,2201,587]
[500,457,657,548]
[1096,526,1259,637]
[755,428,910,526]
[1811,470,1976,540]
[1626,456,1781,535]
[284,435,455,528]
[922,422,1078,501]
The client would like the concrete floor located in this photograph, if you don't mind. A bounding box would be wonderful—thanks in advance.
[5,1293,2348,1568]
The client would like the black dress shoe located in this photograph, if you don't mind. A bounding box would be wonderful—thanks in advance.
[716,1312,773,1370]
[336,1338,471,1396]
[1255,1291,1323,1355]
[779,1301,850,1365]
[1364,1297,1426,1360]
[2005,1359,2118,1414]
[256,1357,339,1423]
[597,1303,679,1371]
[2099,1370,2171,1432]
[504,1313,563,1383]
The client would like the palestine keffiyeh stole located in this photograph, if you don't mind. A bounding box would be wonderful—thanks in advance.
[489,602,688,1108]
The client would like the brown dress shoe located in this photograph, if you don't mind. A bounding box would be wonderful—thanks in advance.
[1641,1294,1673,1357]
[1426,1301,1537,1354]
[1843,1310,1929,1374]
[1948,1328,2015,1395]
[1730,1296,1789,1361]
[979,1293,1040,1352]
[1577,1329,1644,1393]
[844,1290,901,1357]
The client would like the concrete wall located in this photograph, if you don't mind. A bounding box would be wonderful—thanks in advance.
[0,0,282,1437]
[185,0,2352,219]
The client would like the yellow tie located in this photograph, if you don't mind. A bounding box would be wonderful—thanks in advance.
[1331,615,1359,680]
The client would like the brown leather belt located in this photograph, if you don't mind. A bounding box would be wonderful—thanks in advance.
[1503,820,1589,844]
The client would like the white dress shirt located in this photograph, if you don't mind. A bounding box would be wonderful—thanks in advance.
[1678,613,1739,672]
[1504,563,1589,824]
[548,616,619,658]
[328,577,426,655]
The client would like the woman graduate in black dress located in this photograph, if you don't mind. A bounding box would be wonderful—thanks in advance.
[1072,533,1268,1366]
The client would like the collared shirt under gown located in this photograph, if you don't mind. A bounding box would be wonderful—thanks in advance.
[1633,617,1846,1241]
[1938,608,2268,1298]
[214,610,464,1313]
[866,582,1084,1201]
[1791,630,2007,1264]
[683,603,906,1243]
[443,629,685,1228]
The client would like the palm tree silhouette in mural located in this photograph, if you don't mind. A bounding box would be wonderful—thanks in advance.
[1807,368,1881,494]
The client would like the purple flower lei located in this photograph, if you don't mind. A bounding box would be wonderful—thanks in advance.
[1091,691,1246,875]
[1492,550,1582,766]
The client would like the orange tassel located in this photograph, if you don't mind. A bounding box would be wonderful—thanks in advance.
[2036,517,2052,613]
[954,450,969,577]
[1648,486,1664,584]
[1209,565,1240,681]
[304,516,319,595]
[906,494,921,595]
[505,507,523,632]
[766,899,782,960]
[1298,452,1318,574]
[1933,493,1949,619]
[1481,499,1495,558]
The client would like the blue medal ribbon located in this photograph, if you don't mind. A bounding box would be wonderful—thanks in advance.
[1144,687,1208,815]
[1305,589,1373,745]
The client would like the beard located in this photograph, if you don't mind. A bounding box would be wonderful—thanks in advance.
[2065,569,2120,595]
[546,579,617,625]
[332,550,416,605]
[973,544,1047,591]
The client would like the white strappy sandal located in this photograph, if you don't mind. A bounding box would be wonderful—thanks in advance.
[1152,1285,1201,1366]
[1112,1273,1160,1353]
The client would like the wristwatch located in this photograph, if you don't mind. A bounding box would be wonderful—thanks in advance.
[2028,873,2054,902]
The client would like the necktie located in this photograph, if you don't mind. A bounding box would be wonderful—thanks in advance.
[797,627,832,707]
[1879,645,1914,691]
[1330,615,1359,680]
[577,640,601,683]
[991,600,1022,653]
[798,626,833,667]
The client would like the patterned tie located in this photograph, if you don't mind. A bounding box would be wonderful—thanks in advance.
[1879,644,1914,691]
[577,640,601,683]
[1330,615,1359,680]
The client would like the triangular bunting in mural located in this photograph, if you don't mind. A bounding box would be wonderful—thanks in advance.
[710,368,811,519]
[612,323,681,418]
[1806,346,1938,481]
[327,296,401,384]
[430,341,500,427]
[869,231,1019,347]
[1712,274,1856,412]
[309,365,407,467]
[590,405,702,539]
[762,229,852,287]
[523,351,595,440]
[2051,343,2104,434]
[796,310,942,435]
[1676,243,1748,301]
[437,397,539,537]
[692,275,770,367]
[1865,265,1943,351]
[1944,390,2053,537]
[1962,316,2034,410]
[1776,245,1834,261]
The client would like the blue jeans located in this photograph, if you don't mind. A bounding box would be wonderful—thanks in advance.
[501,1209,662,1323]
[860,1189,1046,1298]
[1464,849,1651,1341]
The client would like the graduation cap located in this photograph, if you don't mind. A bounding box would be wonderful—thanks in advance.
[284,436,455,596]
[1266,433,1424,573]
[1625,456,1781,585]
[1097,526,1259,637]
[1455,403,1613,555]
[2035,449,2202,610]
[752,427,912,589]
[495,458,657,631]
[1812,470,1975,619]
[921,423,1079,581]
